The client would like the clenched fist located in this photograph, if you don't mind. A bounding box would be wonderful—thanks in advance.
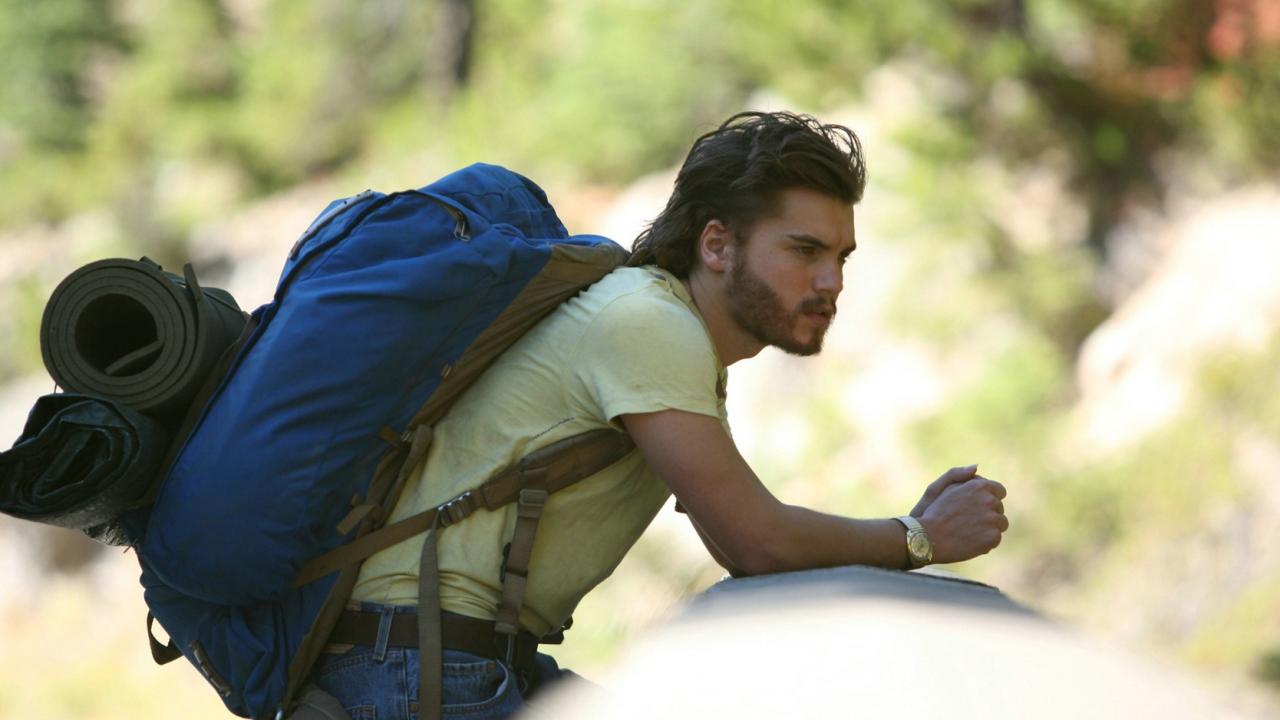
[910,466,1008,564]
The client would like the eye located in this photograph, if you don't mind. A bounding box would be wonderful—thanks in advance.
[794,245,818,256]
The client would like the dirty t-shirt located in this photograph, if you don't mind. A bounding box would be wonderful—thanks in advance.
[351,265,728,636]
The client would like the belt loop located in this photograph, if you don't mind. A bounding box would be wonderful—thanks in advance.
[374,605,395,662]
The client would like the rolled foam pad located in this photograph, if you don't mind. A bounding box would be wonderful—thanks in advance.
[40,258,246,417]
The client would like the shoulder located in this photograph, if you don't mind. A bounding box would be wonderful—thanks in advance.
[576,266,706,342]
[569,267,725,423]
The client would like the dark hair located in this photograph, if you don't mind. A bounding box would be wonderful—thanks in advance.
[628,111,867,277]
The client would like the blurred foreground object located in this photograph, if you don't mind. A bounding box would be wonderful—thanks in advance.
[533,566,1260,719]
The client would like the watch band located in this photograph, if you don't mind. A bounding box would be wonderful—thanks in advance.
[895,515,933,568]
[896,514,924,534]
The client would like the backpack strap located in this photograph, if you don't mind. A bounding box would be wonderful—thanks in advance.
[279,422,436,715]
[417,515,446,720]
[413,429,635,720]
[291,429,634,587]
[421,429,633,720]
[285,428,633,720]
[493,485,547,638]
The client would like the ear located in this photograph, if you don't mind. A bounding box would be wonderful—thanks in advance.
[696,220,734,274]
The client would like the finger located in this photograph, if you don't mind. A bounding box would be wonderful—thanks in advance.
[995,514,1010,532]
[936,464,979,487]
[977,477,1007,500]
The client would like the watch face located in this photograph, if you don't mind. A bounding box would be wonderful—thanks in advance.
[908,532,931,561]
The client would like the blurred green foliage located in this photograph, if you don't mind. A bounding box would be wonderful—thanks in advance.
[2,0,1277,230]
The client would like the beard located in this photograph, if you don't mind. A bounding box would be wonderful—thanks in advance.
[725,255,835,357]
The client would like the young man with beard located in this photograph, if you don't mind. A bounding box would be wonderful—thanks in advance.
[316,111,1009,719]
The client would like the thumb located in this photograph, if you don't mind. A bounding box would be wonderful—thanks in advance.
[937,464,979,487]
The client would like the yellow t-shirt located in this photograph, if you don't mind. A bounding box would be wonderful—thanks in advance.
[351,265,728,636]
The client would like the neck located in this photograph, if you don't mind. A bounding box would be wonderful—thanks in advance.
[682,271,764,367]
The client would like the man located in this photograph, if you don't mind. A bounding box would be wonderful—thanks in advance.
[313,111,1008,719]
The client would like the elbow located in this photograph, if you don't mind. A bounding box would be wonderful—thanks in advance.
[727,541,791,577]
[721,520,799,577]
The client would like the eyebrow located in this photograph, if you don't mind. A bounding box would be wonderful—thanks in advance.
[786,232,857,253]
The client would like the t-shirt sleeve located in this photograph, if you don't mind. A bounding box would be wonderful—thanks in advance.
[573,289,722,427]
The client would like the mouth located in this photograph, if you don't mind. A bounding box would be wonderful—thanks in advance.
[802,308,834,325]
[802,300,835,316]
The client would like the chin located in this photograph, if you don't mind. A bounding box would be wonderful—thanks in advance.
[775,337,824,357]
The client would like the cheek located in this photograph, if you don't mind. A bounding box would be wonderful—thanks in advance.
[780,266,817,299]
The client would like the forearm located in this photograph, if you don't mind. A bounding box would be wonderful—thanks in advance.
[623,410,952,575]
[734,504,910,575]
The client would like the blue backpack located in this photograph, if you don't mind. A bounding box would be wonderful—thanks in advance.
[138,164,630,718]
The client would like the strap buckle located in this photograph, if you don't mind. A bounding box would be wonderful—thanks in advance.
[438,491,475,527]
[494,630,535,695]
[516,487,547,518]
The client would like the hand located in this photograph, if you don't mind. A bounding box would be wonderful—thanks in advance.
[918,476,1008,564]
[910,464,979,518]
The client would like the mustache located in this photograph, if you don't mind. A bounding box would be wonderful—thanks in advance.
[799,297,837,317]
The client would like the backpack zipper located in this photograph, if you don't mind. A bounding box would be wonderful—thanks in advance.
[289,189,378,260]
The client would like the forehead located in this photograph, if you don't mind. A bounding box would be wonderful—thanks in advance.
[752,187,857,251]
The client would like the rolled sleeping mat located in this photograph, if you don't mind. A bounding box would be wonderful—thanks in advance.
[0,393,168,546]
[40,258,247,418]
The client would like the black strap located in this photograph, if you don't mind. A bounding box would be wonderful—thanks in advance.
[328,610,545,668]
[139,312,258,506]
[147,612,182,665]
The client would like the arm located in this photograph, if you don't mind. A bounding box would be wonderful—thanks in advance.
[622,409,1007,575]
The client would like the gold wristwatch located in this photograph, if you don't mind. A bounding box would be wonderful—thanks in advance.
[896,515,933,568]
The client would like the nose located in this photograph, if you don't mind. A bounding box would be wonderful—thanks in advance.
[813,259,843,300]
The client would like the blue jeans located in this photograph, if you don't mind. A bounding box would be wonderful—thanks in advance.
[312,604,571,720]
